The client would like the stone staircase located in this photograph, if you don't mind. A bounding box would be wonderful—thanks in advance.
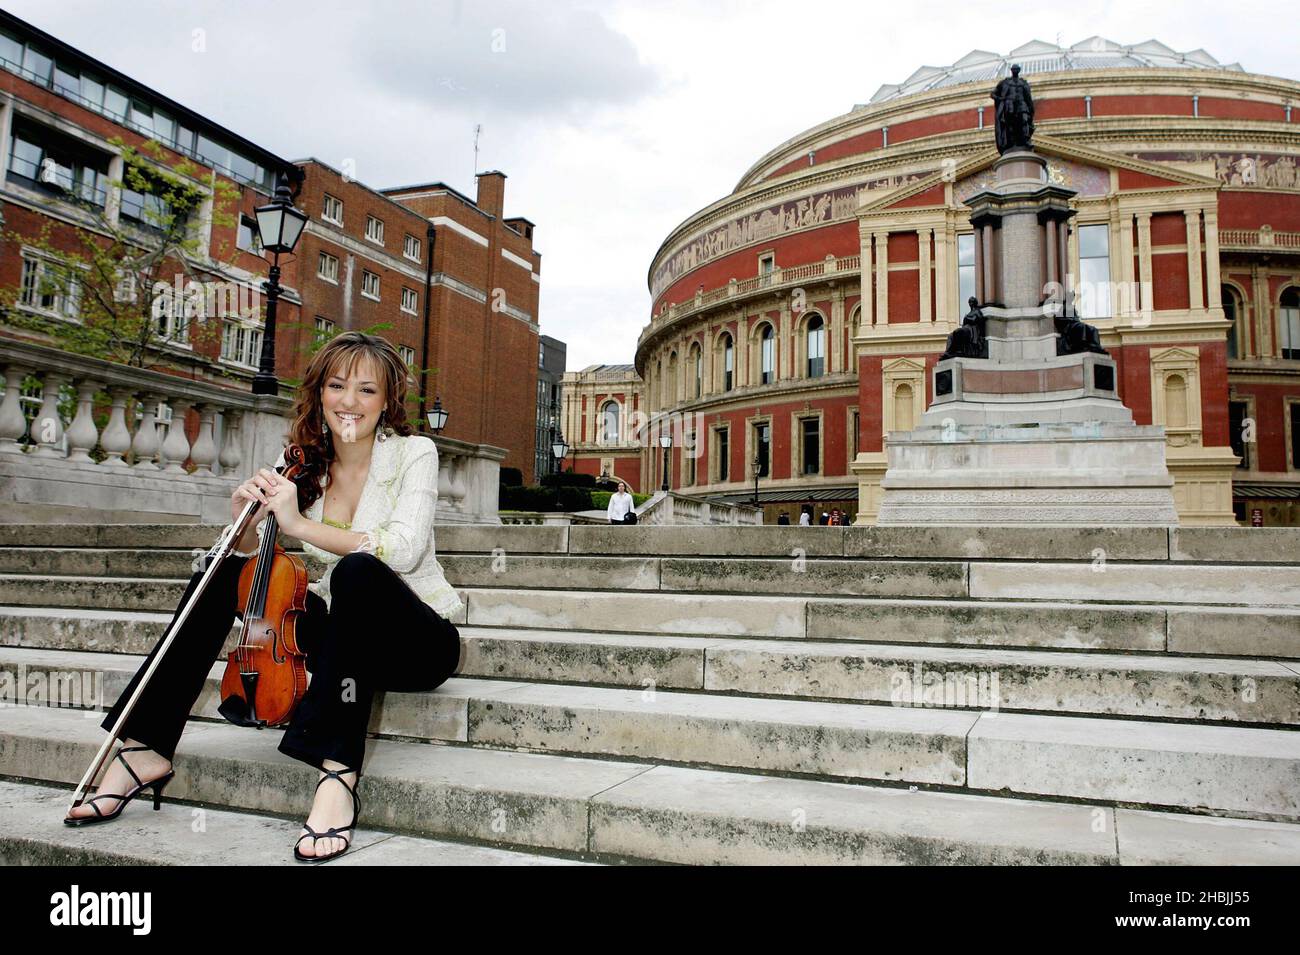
[0,522,1298,865]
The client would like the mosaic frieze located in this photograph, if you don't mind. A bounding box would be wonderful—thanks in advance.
[1131,152,1300,189]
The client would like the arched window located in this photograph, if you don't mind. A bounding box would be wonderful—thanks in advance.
[1222,285,1243,360]
[666,351,678,407]
[600,401,620,445]
[807,315,825,377]
[691,344,702,398]
[722,334,734,391]
[1281,288,1300,360]
[760,324,775,384]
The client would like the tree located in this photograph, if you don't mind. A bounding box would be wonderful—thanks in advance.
[0,137,242,369]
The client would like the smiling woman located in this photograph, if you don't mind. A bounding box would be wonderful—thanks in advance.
[71,331,463,865]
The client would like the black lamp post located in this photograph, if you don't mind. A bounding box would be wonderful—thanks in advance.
[427,395,449,433]
[418,223,437,424]
[752,454,761,507]
[551,429,568,507]
[251,173,307,396]
[659,432,672,492]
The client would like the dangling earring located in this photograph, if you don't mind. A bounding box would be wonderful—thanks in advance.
[376,410,387,442]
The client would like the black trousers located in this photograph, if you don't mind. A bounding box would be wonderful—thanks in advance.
[100,551,462,772]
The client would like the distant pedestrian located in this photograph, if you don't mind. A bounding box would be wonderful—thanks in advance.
[798,507,811,526]
[607,482,636,524]
[819,512,829,526]
[777,511,790,525]
[830,508,842,526]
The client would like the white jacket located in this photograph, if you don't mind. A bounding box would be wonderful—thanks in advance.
[214,433,463,620]
[607,491,635,521]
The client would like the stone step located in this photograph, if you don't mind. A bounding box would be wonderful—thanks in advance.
[11,618,1299,725]
[4,522,1298,564]
[6,546,1299,607]
[2,645,1296,816]
[6,704,1299,864]
[0,779,593,866]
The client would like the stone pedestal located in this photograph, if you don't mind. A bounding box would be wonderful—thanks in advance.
[876,149,1179,526]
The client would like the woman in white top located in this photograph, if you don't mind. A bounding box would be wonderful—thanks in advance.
[66,332,461,864]
[607,481,635,523]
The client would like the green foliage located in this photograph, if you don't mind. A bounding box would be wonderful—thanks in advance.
[590,490,651,509]
[501,485,593,512]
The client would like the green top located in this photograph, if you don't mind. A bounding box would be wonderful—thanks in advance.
[321,516,352,529]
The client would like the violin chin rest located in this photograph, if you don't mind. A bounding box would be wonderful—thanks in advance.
[217,694,266,729]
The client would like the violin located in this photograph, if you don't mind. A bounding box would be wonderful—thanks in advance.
[217,444,312,728]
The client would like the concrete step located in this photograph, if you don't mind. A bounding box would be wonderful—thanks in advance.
[0,779,593,866]
[5,614,1300,727]
[6,704,1299,864]
[2,645,1296,817]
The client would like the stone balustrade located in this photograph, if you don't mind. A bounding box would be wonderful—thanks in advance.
[637,489,763,526]
[0,337,505,524]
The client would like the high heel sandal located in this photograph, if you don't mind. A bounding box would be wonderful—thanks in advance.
[63,744,175,827]
[293,767,361,863]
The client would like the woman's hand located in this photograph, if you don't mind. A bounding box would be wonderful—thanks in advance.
[231,468,300,533]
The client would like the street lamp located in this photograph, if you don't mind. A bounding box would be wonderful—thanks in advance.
[659,432,672,492]
[251,172,308,396]
[427,395,449,433]
[551,429,568,508]
[751,453,761,507]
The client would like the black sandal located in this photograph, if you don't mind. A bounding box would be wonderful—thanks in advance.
[293,767,361,863]
[63,745,175,827]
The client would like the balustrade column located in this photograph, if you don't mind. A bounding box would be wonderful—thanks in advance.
[99,387,133,466]
[218,408,243,476]
[189,404,218,476]
[160,398,194,473]
[0,364,34,453]
[32,372,70,457]
[66,379,104,462]
[130,392,162,470]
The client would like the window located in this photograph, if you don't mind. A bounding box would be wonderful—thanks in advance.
[237,215,262,254]
[761,324,775,384]
[1228,400,1250,470]
[692,345,702,398]
[686,430,697,485]
[759,253,775,287]
[1223,286,1242,360]
[852,409,860,458]
[1281,289,1300,360]
[404,233,422,261]
[716,427,730,482]
[600,401,620,445]
[754,422,770,477]
[401,287,418,313]
[19,254,80,319]
[120,168,194,233]
[322,193,343,225]
[398,345,416,367]
[365,215,385,244]
[317,251,339,282]
[801,417,820,475]
[221,320,262,366]
[7,120,110,207]
[807,315,825,378]
[361,270,380,300]
[1077,224,1111,319]
[723,334,734,391]
[1291,402,1300,471]
[957,232,976,306]
[314,316,335,344]
[151,284,191,344]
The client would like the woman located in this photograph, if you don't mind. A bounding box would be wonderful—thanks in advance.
[63,331,463,863]
[606,481,635,524]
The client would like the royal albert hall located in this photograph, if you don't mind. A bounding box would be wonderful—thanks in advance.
[574,39,1300,525]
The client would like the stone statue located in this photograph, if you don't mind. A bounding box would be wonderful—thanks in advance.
[942,297,989,359]
[991,64,1035,154]
[1054,292,1108,356]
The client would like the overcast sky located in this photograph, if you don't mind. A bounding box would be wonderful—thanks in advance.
[6,0,1294,370]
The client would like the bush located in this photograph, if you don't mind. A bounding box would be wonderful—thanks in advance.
[590,490,652,510]
[500,485,593,512]
[540,471,596,489]
[499,467,523,487]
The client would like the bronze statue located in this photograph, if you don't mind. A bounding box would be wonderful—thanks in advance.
[942,297,989,359]
[991,64,1035,153]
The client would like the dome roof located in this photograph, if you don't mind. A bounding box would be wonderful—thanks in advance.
[863,38,1244,106]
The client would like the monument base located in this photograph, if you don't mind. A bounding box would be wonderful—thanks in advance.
[876,421,1180,525]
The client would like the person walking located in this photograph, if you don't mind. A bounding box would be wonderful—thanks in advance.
[607,481,636,524]
[798,506,812,527]
[63,332,463,864]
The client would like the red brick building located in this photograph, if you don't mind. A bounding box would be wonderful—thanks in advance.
[623,39,1300,525]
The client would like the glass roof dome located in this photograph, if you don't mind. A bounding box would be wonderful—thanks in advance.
[863,38,1244,106]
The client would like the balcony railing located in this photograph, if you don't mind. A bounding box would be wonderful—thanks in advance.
[1219,228,1300,253]
[654,254,861,328]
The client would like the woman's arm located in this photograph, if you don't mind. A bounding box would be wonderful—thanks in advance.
[281,515,371,558]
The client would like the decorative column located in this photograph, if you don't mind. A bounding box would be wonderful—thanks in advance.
[130,393,162,469]
[0,364,33,453]
[1185,209,1204,312]
[65,379,103,463]
[980,224,996,304]
[99,388,133,467]
[1204,207,1223,317]
[918,228,932,323]
[830,286,845,372]
[874,232,889,324]
[190,404,219,476]
[779,298,792,379]
[160,398,194,473]
[31,372,69,457]
[934,222,950,322]
[735,312,749,386]
[859,227,875,328]
[218,408,243,476]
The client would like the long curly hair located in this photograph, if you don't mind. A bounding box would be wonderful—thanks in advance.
[286,331,417,511]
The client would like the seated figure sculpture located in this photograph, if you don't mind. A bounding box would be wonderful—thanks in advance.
[941,296,989,360]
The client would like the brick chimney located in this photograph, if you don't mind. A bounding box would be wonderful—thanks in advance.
[475,170,506,218]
